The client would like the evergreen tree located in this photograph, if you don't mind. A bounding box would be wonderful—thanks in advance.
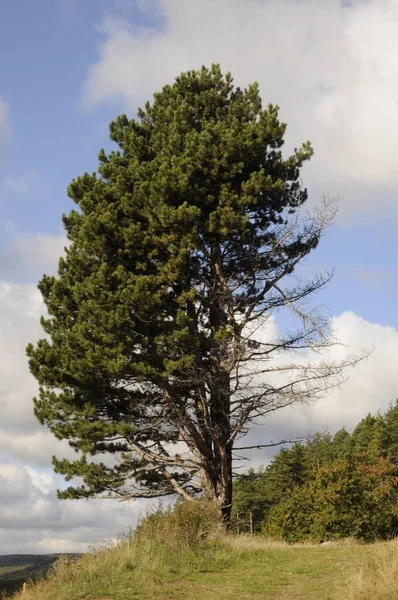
[232,468,270,532]
[383,400,398,463]
[351,413,378,452]
[332,427,351,458]
[27,65,355,522]
[368,415,389,457]
[265,445,311,500]
[305,432,335,470]
[232,444,312,531]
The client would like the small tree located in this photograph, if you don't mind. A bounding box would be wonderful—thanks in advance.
[27,65,360,523]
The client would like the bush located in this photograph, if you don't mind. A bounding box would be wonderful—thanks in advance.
[266,453,398,543]
[131,499,226,576]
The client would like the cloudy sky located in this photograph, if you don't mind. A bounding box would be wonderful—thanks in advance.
[1,0,398,553]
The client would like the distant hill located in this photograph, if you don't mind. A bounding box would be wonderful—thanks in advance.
[0,554,80,595]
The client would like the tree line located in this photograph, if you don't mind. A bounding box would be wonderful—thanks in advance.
[232,402,398,541]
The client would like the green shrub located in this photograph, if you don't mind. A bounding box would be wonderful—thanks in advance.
[266,453,398,543]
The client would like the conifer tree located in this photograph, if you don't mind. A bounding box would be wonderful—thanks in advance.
[332,427,351,457]
[351,413,378,453]
[267,452,398,542]
[27,65,358,522]
[232,468,270,532]
[305,433,335,470]
[265,445,311,498]
[383,400,398,463]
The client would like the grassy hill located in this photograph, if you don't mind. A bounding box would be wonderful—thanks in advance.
[6,503,398,600]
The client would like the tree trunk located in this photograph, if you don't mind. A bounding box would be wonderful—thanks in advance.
[198,243,234,525]
[199,442,233,526]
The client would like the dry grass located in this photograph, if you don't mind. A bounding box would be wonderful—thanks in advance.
[343,538,398,600]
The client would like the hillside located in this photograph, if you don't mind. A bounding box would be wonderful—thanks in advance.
[0,555,79,596]
[6,542,367,600]
[7,503,398,600]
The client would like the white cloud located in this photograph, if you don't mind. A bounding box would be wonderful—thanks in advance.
[306,311,398,428]
[0,464,146,553]
[0,266,150,553]
[0,431,74,466]
[82,0,398,216]
[0,230,67,281]
[0,275,148,552]
[0,97,9,141]
[244,310,398,469]
[0,282,52,437]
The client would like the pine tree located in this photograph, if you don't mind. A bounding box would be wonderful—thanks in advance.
[383,400,398,463]
[232,468,271,532]
[367,415,389,457]
[27,65,357,522]
[332,427,351,458]
[261,444,312,503]
[305,432,335,470]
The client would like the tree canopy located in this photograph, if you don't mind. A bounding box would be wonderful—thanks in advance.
[27,65,357,522]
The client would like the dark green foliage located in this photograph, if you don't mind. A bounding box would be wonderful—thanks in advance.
[351,414,380,453]
[348,405,398,460]
[27,64,341,518]
[384,400,398,463]
[265,445,312,495]
[332,427,351,456]
[232,468,271,532]
[232,444,312,531]
[305,433,336,469]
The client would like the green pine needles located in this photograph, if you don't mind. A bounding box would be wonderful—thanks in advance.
[27,65,359,522]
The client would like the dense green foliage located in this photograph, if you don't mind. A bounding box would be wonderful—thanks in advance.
[27,64,340,520]
[232,401,398,541]
[267,453,398,542]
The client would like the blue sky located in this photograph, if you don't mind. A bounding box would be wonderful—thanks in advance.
[0,1,163,232]
[1,1,114,232]
[1,0,398,553]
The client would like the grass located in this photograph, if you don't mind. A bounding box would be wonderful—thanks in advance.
[7,502,398,600]
[344,538,398,600]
